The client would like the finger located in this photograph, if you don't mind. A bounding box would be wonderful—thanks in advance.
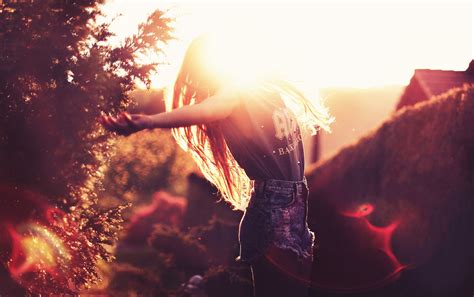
[117,112,127,123]
[101,113,135,136]
[99,115,110,127]
[108,115,119,124]
[120,112,137,127]
[103,115,115,128]
[111,116,134,135]
[120,112,132,122]
[99,115,110,126]
[98,114,124,135]
[111,115,129,128]
[104,115,123,132]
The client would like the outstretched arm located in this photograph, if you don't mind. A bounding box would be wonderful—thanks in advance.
[99,87,241,136]
[147,87,241,128]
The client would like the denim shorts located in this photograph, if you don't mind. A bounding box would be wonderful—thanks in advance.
[235,177,315,265]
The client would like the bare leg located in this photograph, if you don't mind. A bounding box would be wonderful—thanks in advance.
[250,244,312,297]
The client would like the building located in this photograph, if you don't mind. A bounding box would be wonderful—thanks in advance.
[397,60,474,110]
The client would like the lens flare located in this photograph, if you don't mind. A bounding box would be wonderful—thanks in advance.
[341,203,375,218]
[266,202,409,293]
[312,202,408,292]
[8,222,71,278]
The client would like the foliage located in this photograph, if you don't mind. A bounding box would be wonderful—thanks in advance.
[148,224,210,274]
[306,83,474,296]
[204,265,253,297]
[108,215,253,297]
[0,0,173,294]
[101,129,195,207]
[102,170,250,297]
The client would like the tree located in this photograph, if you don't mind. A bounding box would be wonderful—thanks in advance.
[0,0,173,295]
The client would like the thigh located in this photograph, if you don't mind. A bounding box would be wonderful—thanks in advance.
[250,244,312,297]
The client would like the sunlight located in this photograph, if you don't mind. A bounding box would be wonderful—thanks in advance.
[194,31,290,87]
[102,1,472,89]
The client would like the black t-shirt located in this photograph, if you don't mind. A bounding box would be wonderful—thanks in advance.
[219,85,304,181]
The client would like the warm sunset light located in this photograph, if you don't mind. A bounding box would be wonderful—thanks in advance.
[2,1,473,296]
[102,0,473,90]
[196,32,279,86]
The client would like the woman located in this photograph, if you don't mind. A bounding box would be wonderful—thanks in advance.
[99,36,334,297]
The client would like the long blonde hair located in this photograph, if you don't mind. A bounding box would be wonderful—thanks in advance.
[166,36,334,211]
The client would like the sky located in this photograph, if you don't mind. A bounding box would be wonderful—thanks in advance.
[101,0,473,90]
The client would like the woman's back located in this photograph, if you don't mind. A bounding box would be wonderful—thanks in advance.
[219,85,305,181]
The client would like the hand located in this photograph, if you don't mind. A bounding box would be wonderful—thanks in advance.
[99,111,150,136]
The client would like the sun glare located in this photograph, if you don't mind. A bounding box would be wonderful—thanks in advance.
[196,31,284,87]
[103,1,472,90]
